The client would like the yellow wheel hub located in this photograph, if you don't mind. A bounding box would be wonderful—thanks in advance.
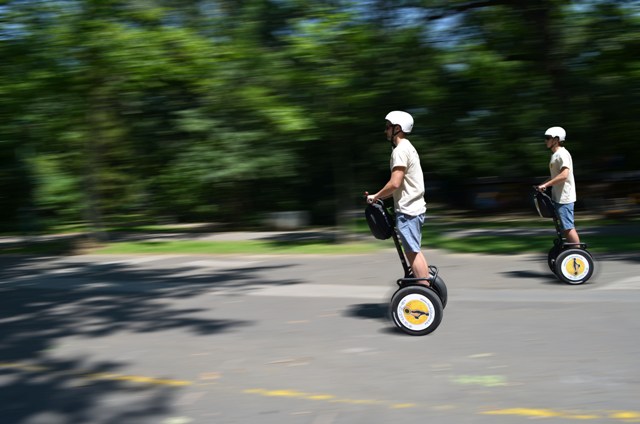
[403,300,430,325]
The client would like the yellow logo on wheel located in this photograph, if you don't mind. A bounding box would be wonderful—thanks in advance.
[403,300,430,325]
[564,257,586,277]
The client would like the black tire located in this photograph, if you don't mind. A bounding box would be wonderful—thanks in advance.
[390,286,443,336]
[554,248,595,285]
[431,274,448,309]
[548,244,561,273]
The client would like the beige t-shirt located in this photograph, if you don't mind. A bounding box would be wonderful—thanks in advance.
[390,139,427,215]
[549,147,576,204]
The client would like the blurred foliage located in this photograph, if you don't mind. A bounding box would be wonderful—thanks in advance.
[1,0,639,232]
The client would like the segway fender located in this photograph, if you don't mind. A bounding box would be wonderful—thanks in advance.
[431,275,448,309]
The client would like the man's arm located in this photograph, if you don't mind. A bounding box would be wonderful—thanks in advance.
[538,167,570,190]
[367,167,406,203]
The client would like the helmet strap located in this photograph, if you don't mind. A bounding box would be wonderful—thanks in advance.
[390,125,402,148]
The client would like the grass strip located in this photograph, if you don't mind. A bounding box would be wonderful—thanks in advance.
[91,240,387,255]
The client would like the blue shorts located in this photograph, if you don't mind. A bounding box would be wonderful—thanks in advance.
[554,202,575,231]
[396,213,425,253]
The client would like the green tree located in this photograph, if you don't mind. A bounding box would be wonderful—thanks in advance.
[1,0,638,232]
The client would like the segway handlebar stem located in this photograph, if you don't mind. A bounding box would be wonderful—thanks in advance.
[363,195,438,283]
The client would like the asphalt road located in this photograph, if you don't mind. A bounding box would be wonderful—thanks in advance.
[1,247,639,424]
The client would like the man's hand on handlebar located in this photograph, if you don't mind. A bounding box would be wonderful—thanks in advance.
[364,191,377,204]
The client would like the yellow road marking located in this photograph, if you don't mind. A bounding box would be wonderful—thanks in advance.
[0,361,191,387]
[86,372,191,387]
[483,408,640,422]
[0,361,49,372]
[610,411,640,422]
[244,388,393,408]
[244,388,334,401]
[2,362,639,421]
[307,394,335,400]
[391,403,417,409]
[483,408,598,419]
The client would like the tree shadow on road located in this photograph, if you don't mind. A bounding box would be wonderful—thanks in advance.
[0,255,303,423]
[0,358,174,424]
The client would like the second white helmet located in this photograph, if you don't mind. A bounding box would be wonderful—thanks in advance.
[385,111,413,134]
[545,126,566,141]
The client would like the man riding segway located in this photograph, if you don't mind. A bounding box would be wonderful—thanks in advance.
[534,126,595,284]
[366,111,430,287]
[365,111,446,335]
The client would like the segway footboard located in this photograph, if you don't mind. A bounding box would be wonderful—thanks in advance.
[397,266,447,308]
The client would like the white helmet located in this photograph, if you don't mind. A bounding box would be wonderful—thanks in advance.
[545,126,566,141]
[385,111,413,134]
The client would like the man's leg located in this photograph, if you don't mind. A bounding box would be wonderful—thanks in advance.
[564,228,580,244]
[397,213,430,286]
[405,251,430,287]
[557,203,580,244]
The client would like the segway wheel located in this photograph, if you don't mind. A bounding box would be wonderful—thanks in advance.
[554,248,594,285]
[547,245,561,273]
[390,286,443,336]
